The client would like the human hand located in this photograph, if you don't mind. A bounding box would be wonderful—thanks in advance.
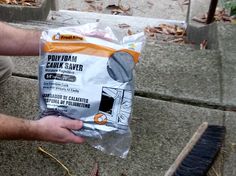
[31,115,85,144]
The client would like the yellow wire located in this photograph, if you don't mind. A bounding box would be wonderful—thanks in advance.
[38,146,75,176]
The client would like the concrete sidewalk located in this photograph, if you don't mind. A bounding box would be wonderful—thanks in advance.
[0,77,225,176]
[0,0,236,175]
[0,21,235,175]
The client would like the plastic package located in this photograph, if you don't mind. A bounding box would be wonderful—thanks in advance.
[39,23,146,158]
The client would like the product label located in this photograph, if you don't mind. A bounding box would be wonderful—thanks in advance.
[40,51,133,135]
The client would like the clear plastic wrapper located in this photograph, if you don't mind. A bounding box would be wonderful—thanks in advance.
[39,23,146,158]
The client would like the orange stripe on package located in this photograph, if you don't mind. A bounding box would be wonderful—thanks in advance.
[39,23,146,158]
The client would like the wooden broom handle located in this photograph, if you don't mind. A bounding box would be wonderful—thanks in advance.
[164,122,208,176]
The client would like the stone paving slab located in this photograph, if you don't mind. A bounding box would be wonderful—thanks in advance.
[8,56,39,78]
[136,43,222,105]
[0,77,38,118]
[224,111,236,176]
[217,24,236,108]
[8,41,222,107]
[0,76,225,176]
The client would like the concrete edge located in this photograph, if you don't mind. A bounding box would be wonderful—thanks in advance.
[0,0,51,22]
[186,22,219,49]
[48,10,187,29]
[186,0,219,47]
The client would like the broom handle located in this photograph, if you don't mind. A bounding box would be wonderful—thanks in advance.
[164,122,208,176]
[206,0,218,24]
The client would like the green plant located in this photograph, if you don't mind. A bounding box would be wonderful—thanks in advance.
[221,0,236,15]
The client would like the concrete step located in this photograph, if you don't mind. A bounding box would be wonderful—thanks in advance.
[7,42,222,108]
[0,76,228,176]
[55,0,188,20]
[9,21,236,109]
[47,10,187,31]
[136,43,221,106]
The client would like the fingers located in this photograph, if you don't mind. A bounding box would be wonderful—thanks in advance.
[39,115,85,144]
[60,117,83,130]
[59,117,85,143]
[68,135,85,144]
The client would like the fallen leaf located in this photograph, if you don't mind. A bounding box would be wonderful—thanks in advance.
[90,162,99,176]
[0,0,37,6]
[168,38,184,43]
[112,8,124,14]
[106,3,132,15]
[144,24,187,44]
[119,4,130,12]
[120,173,128,176]
[85,0,94,3]
[176,26,185,36]
[88,4,97,12]
[200,40,207,50]
[96,3,103,11]
[22,2,31,6]
[192,16,206,23]
[67,7,78,11]
[127,29,133,35]
[193,8,232,24]
[51,16,56,20]
[147,1,154,7]
[11,0,17,4]
[118,23,131,28]
[182,0,189,5]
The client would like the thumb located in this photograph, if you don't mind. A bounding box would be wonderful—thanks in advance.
[61,119,83,130]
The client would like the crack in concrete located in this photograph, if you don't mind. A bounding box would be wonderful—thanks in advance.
[12,73,236,113]
[135,91,236,112]
[12,73,38,80]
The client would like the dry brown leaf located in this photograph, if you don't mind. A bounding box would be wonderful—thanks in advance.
[145,24,187,44]
[11,0,17,4]
[145,24,186,36]
[149,27,160,33]
[85,0,94,3]
[96,3,103,11]
[119,4,130,12]
[106,3,131,15]
[111,8,124,14]
[168,38,184,43]
[106,4,119,11]
[67,7,78,11]
[120,173,128,176]
[0,0,37,6]
[147,1,154,6]
[127,29,133,35]
[87,4,97,12]
[222,15,231,21]
[182,0,189,5]
[118,23,130,28]
[193,8,231,24]
[200,40,207,50]
[192,16,206,23]
[22,2,31,6]
[51,16,56,20]
[90,162,99,176]
[83,2,103,12]
[176,26,185,36]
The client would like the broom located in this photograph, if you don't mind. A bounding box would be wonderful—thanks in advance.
[165,122,225,176]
